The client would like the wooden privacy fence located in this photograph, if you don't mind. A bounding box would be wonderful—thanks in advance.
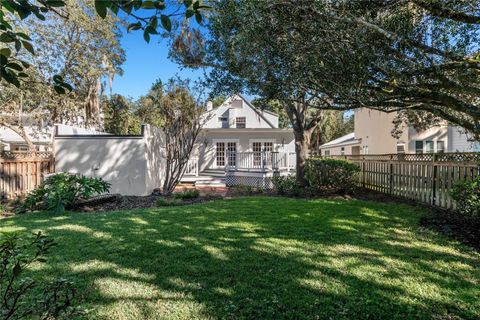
[326,153,480,209]
[0,152,54,199]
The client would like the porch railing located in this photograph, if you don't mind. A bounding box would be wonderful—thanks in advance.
[226,151,296,171]
[184,156,198,176]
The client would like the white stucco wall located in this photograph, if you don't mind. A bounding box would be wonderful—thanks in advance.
[54,125,166,196]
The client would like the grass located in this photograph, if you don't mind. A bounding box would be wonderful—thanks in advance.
[1,196,479,319]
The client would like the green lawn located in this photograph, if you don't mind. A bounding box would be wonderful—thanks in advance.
[1,197,479,319]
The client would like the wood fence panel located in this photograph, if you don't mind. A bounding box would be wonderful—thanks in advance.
[0,153,54,200]
[325,153,480,209]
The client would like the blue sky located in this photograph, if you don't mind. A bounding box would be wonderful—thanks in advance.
[111,28,206,100]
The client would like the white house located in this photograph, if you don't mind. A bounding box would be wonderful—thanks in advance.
[53,95,295,194]
[187,94,295,175]
[319,108,480,156]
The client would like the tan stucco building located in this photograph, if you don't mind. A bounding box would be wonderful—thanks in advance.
[320,108,479,155]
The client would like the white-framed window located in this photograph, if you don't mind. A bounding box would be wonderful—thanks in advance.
[324,150,330,156]
[397,144,405,154]
[415,141,423,154]
[236,117,246,128]
[436,141,445,153]
[340,147,345,156]
[425,140,434,153]
[362,145,369,155]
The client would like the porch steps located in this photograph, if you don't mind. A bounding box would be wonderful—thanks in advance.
[180,169,226,187]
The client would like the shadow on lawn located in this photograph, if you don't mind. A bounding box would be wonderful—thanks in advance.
[3,197,480,319]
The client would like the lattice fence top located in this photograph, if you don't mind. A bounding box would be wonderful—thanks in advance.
[0,151,53,160]
[323,152,480,163]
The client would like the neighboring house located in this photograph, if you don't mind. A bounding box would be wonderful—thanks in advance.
[0,124,104,153]
[320,108,480,156]
[190,94,295,174]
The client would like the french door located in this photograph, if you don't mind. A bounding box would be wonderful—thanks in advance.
[252,141,273,167]
[216,141,237,168]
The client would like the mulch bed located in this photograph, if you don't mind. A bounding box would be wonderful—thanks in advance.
[420,211,480,250]
[72,194,224,213]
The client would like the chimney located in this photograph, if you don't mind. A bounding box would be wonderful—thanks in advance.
[206,100,213,111]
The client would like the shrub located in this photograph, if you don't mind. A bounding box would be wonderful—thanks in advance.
[19,173,110,214]
[450,177,480,223]
[232,184,264,195]
[271,175,301,196]
[157,197,183,207]
[173,189,200,200]
[304,158,360,195]
[0,232,78,319]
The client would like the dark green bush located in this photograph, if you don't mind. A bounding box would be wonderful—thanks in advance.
[19,173,110,214]
[271,175,301,196]
[304,158,360,195]
[173,189,200,200]
[450,177,480,223]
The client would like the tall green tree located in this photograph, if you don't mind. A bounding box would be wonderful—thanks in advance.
[178,0,366,185]
[103,95,141,135]
[175,0,480,184]
[145,78,205,195]
[0,0,125,149]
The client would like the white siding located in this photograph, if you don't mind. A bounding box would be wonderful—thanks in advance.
[448,126,480,152]
[203,95,277,129]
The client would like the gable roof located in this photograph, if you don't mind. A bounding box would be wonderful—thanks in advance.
[210,94,277,128]
[319,132,360,148]
[235,94,276,128]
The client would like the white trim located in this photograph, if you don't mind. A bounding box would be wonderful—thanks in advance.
[212,138,240,143]
[213,139,239,168]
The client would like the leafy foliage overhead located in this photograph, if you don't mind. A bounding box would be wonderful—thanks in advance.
[1,0,209,91]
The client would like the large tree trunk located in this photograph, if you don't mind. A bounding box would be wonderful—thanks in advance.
[294,129,311,187]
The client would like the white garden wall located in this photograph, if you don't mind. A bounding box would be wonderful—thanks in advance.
[54,125,165,196]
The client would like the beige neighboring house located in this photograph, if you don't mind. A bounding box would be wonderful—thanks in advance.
[320,108,480,156]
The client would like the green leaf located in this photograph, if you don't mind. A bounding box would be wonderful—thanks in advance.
[95,0,108,19]
[45,0,65,7]
[20,60,30,68]
[193,0,200,10]
[15,39,21,52]
[15,32,32,40]
[150,16,158,29]
[0,48,11,57]
[53,75,63,83]
[17,72,28,78]
[145,25,158,35]
[195,13,202,24]
[141,1,155,9]
[186,9,195,18]
[143,30,150,43]
[161,14,171,31]
[54,85,66,94]
[2,0,15,13]
[62,82,73,91]
[33,12,46,21]
[6,62,23,71]
[0,33,15,43]
[22,41,34,54]
[184,0,192,8]
[127,22,142,32]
